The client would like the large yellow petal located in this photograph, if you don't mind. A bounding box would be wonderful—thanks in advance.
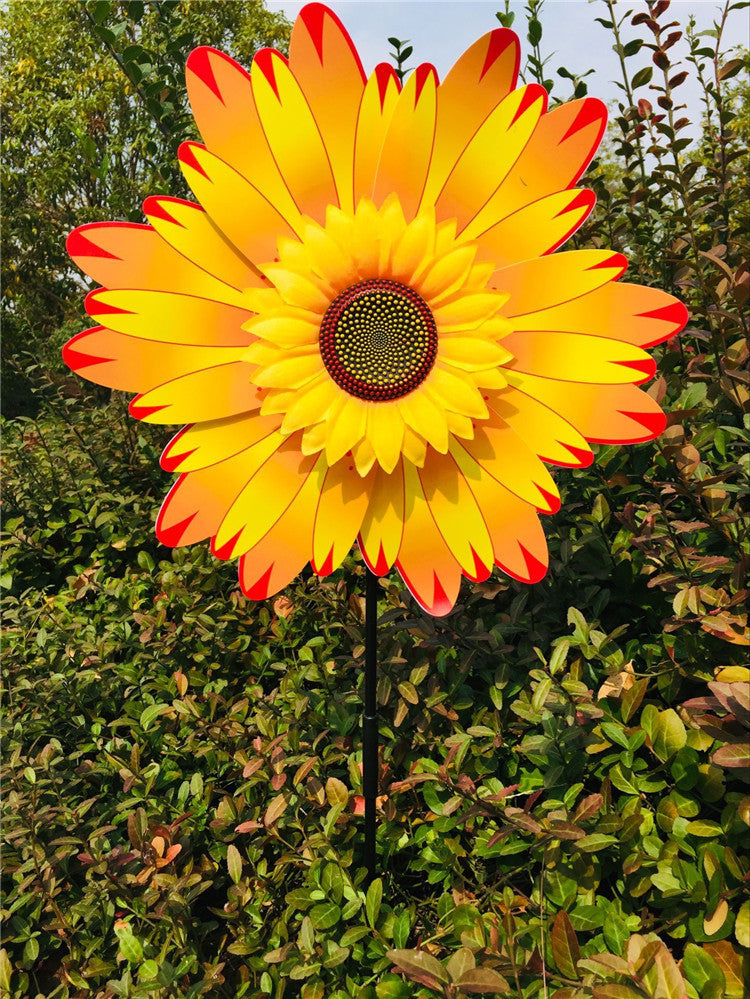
[129,362,260,424]
[358,462,405,574]
[288,4,366,214]
[312,462,373,574]
[418,450,494,581]
[436,84,546,234]
[143,197,264,291]
[489,391,592,468]
[367,403,404,474]
[503,330,657,384]
[185,46,298,224]
[251,48,337,222]
[472,189,595,266]
[354,64,400,207]
[395,462,461,616]
[506,371,667,444]
[372,64,438,220]
[422,27,519,208]
[494,250,627,317]
[463,415,561,512]
[213,435,318,558]
[449,440,549,583]
[324,394,368,465]
[84,289,252,346]
[160,413,281,473]
[178,143,299,261]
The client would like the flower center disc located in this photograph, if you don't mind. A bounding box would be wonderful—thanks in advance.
[319,279,438,402]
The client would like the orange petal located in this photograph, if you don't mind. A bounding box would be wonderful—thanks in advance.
[238,455,326,599]
[507,371,667,444]
[510,282,689,348]
[423,27,519,208]
[186,46,298,222]
[62,327,246,394]
[372,64,438,220]
[289,4,366,214]
[67,223,248,306]
[494,250,627,316]
[143,196,264,291]
[449,440,549,583]
[395,462,461,616]
[490,391,593,468]
[499,97,607,216]
[129,362,261,424]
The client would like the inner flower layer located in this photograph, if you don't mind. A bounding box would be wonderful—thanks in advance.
[319,279,438,401]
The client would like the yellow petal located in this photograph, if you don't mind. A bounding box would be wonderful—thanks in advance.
[358,463,405,574]
[281,377,340,434]
[324,395,368,464]
[368,403,404,474]
[433,293,507,332]
[439,337,511,372]
[424,366,489,419]
[262,264,332,313]
[416,245,477,303]
[397,389,449,453]
[253,353,324,389]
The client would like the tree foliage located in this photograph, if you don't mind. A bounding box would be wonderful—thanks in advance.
[1,1,749,997]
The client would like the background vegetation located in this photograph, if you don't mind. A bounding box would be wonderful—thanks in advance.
[2,1,749,997]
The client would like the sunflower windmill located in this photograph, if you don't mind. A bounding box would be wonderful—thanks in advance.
[64,3,687,879]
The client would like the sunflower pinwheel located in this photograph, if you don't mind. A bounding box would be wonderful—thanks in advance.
[63,3,687,615]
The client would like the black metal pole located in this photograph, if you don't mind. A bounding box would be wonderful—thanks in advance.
[363,568,378,882]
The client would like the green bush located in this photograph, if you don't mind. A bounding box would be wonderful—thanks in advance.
[2,1,749,997]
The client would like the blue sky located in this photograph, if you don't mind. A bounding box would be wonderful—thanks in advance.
[267,2,748,134]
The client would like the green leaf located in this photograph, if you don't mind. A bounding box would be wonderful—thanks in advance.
[310,903,341,931]
[569,905,605,931]
[386,949,448,985]
[682,943,726,993]
[226,844,242,885]
[140,702,168,730]
[686,820,723,837]
[631,66,653,87]
[576,833,619,852]
[366,877,383,928]
[551,910,580,979]
[114,921,143,964]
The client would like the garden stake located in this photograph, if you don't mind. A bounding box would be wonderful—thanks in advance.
[363,567,379,882]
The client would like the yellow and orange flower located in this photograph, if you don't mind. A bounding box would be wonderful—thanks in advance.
[63,3,687,615]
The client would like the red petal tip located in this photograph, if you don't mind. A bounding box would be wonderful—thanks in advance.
[253,48,284,101]
[143,196,186,228]
[157,511,197,548]
[430,572,454,617]
[467,546,492,584]
[615,357,657,381]
[520,544,548,583]
[298,3,366,80]
[129,397,168,421]
[511,83,547,126]
[556,189,595,217]
[638,301,689,334]
[621,409,667,437]
[588,252,627,275]
[560,98,607,143]
[66,228,119,261]
[242,562,275,600]
[186,47,224,102]
[85,290,132,317]
[562,442,594,467]
[479,27,518,82]
[313,546,335,577]
[537,486,561,514]
[374,62,399,109]
[160,448,197,473]
[62,332,111,371]
[212,529,243,561]
[414,63,438,104]
[178,143,210,180]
